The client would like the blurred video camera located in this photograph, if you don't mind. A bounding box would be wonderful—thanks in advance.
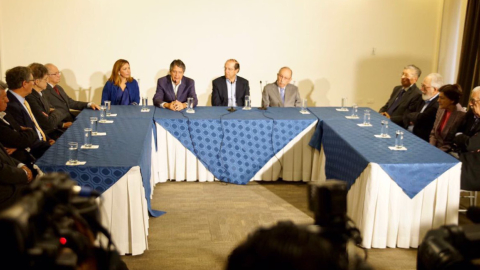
[0,173,126,270]
[417,206,480,270]
[307,180,371,270]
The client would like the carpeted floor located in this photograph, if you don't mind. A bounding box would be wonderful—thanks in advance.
[121,181,471,270]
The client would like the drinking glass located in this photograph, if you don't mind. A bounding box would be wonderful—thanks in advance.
[395,130,404,148]
[99,105,106,122]
[104,100,111,116]
[84,128,92,147]
[341,97,347,110]
[186,97,194,113]
[90,117,98,135]
[351,104,358,117]
[363,109,371,125]
[68,142,78,164]
[243,95,251,110]
[300,99,308,113]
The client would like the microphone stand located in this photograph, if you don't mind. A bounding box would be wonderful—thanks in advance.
[258,80,267,110]
[228,79,236,112]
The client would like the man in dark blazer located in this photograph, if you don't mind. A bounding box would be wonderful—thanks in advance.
[26,63,70,139]
[5,67,54,146]
[43,63,99,122]
[453,87,480,191]
[212,59,250,107]
[379,65,423,127]
[0,81,50,160]
[403,73,442,142]
[0,142,32,211]
[153,59,198,110]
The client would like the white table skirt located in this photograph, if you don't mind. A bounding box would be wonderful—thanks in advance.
[311,146,461,248]
[153,121,318,183]
[96,130,158,256]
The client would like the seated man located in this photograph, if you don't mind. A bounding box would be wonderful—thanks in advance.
[0,80,49,162]
[211,59,250,107]
[26,63,70,139]
[5,67,54,148]
[43,63,99,122]
[0,142,32,211]
[454,87,480,191]
[403,73,442,141]
[153,59,198,111]
[379,65,423,127]
[262,67,301,107]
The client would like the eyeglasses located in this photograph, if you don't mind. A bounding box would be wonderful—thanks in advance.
[277,74,291,80]
[49,72,61,76]
[470,98,480,104]
[421,85,432,90]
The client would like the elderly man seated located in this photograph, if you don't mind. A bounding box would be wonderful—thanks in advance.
[454,86,480,191]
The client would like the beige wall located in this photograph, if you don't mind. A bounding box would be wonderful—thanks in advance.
[0,0,445,110]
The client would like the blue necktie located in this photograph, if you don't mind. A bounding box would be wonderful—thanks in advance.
[387,89,405,116]
[280,88,285,104]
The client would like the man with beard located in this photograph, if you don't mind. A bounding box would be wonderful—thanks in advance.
[403,73,442,141]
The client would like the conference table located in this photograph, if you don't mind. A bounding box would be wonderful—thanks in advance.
[153,106,318,183]
[37,106,162,255]
[37,105,461,254]
[308,107,460,248]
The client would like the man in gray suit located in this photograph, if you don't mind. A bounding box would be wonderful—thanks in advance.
[262,67,301,107]
[43,63,100,122]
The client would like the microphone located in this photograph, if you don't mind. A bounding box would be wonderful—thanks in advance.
[228,79,236,112]
[258,80,267,110]
[72,186,101,197]
[466,206,480,224]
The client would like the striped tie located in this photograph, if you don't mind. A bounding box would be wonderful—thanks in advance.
[24,100,47,141]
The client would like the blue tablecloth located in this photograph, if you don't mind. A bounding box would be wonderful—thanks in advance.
[308,107,460,198]
[37,106,164,216]
[154,106,317,184]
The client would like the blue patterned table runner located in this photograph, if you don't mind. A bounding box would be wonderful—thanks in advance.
[307,107,459,198]
[154,106,317,184]
[37,106,164,216]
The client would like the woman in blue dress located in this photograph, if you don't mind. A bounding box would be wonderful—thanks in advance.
[101,59,140,105]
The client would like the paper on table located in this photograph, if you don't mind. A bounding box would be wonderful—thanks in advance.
[92,132,107,136]
[388,146,407,151]
[300,111,310,115]
[107,114,117,117]
[345,116,359,119]
[99,120,114,124]
[66,161,87,166]
[336,108,349,111]
[357,123,373,127]
[374,134,391,138]
[81,145,99,149]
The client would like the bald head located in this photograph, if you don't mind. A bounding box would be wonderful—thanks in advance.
[45,63,61,86]
[276,67,292,88]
